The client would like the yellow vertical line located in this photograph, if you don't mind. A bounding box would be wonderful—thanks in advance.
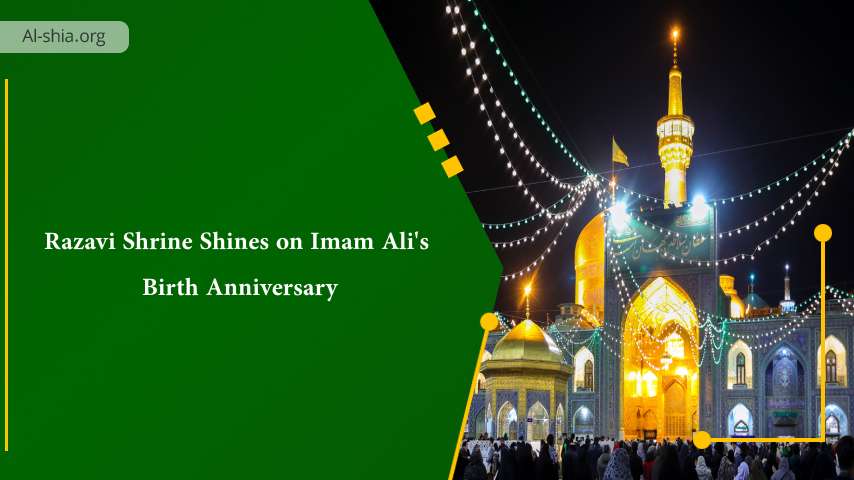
[820,240,826,441]
[447,330,489,480]
[4,78,8,453]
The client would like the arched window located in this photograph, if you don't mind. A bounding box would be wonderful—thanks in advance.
[584,359,594,390]
[818,336,847,387]
[827,415,840,436]
[736,353,746,386]
[727,340,753,389]
[827,350,838,384]
[476,373,486,393]
[574,347,594,392]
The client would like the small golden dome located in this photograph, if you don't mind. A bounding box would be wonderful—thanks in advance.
[491,319,565,363]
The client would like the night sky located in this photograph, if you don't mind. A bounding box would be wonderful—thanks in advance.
[372,1,854,320]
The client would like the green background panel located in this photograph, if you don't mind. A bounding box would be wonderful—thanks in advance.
[0,2,501,478]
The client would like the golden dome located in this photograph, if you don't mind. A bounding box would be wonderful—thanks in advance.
[574,212,605,318]
[491,319,564,363]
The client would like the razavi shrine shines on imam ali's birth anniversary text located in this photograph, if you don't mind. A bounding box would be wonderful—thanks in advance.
[466,30,853,443]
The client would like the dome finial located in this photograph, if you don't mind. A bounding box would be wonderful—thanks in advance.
[671,27,680,66]
[523,283,533,320]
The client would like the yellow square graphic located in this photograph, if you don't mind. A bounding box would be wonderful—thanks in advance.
[442,156,463,178]
[428,129,450,151]
[413,102,436,125]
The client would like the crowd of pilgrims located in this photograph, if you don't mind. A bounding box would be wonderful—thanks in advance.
[453,434,854,480]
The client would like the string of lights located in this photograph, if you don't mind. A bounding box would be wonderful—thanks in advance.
[448,10,563,210]
[451,0,677,218]
[704,292,821,328]
[481,187,574,229]
[494,311,514,332]
[450,0,694,212]
[602,191,829,353]
[449,2,849,362]
[605,245,823,364]
[498,187,612,282]
[617,239,821,347]
[548,325,597,355]
[609,218,823,343]
[481,176,599,229]
[448,1,594,183]
[627,134,850,241]
[616,134,844,208]
[708,323,726,365]
[453,1,854,212]
[605,234,705,367]
[491,184,592,248]
[704,141,840,206]
[595,195,710,367]
[561,296,820,371]
[706,322,726,353]
[616,252,821,351]
[724,302,817,351]
[519,223,834,370]
[492,219,557,248]
[828,286,854,317]
[624,138,849,267]
[499,218,570,281]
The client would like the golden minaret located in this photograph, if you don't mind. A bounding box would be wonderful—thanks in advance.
[657,28,695,207]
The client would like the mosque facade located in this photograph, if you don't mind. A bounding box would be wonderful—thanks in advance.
[466,31,853,443]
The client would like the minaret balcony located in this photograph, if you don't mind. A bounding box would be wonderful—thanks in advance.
[656,116,695,139]
[658,136,694,151]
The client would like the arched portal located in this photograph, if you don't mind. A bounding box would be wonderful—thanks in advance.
[622,276,699,441]
[573,406,594,435]
[555,403,565,436]
[726,403,754,437]
[764,345,806,437]
[821,404,849,439]
[527,401,549,441]
[643,410,657,429]
[497,402,517,440]
[474,407,487,438]
[663,379,686,438]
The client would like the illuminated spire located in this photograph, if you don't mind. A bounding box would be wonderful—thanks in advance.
[524,284,532,320]
[657,25,694,207]
[780,263,796,313]
[672,28,679,66]
[668,28,683,116]
[784,264,791,301]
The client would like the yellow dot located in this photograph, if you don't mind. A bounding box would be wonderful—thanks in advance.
[814,224,832,242]
[480,313,499,331]
[692,430,711,449]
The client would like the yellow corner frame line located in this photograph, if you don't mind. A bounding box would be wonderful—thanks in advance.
[447,313,498,480]
[694,224,833,448]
